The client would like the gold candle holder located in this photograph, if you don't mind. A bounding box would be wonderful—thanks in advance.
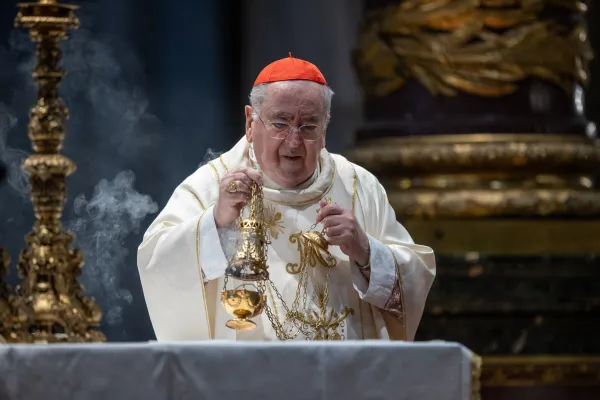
[6,0,105,343]
[0,248,27,343]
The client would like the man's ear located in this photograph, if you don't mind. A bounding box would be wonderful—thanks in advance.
[245,105,254,142]
[321,113,330,148]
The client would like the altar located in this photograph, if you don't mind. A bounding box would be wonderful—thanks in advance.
[0,340,480,400]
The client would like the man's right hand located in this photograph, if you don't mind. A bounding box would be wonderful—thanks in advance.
[214,167,263,228]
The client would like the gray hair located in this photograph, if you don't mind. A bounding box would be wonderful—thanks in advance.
[249,80,334,124]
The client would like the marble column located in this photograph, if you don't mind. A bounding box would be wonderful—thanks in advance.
[346,0,600,396]
[348,0,600,220]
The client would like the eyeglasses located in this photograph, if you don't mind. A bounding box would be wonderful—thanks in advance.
[254,111,324,143]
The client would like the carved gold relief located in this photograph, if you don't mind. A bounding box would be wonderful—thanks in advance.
[354,0,593,97]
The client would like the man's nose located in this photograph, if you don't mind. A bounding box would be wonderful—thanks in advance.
[285,129,303,146]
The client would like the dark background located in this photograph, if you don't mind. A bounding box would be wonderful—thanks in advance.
[0,0,597,342]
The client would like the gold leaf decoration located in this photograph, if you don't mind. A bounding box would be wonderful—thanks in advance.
[353,0,593,97]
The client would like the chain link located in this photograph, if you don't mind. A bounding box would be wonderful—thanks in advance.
[227,189,346,341]
[262,197,346,341]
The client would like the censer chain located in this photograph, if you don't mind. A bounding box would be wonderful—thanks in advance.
[232,185,335,340]
[261,249,335,341]
[261,276,313,340]
[261,238,314,340]
[260,201,337,340]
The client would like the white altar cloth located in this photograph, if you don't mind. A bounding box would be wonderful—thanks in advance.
[0,340,478,400]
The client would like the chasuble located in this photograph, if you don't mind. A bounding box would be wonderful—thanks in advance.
[137,137,436,341]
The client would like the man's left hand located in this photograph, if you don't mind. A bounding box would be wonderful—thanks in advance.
[316,199,370,266]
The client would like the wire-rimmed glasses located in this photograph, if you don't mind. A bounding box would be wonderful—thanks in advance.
[254,110,325,143]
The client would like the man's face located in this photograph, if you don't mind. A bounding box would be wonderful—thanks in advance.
[245,81,327,188]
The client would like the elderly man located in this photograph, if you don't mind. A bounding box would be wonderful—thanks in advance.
[137,55,436,342]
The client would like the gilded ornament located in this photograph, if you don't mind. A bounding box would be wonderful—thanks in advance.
[220,288,266,331]
[0,0,106,343]
[353,0,593,97]
[222,183,351,340]
[221,182,269,330]
[225,180,237,193]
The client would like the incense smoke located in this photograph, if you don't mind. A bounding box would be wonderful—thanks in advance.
[0,103,28,199]
[67,171,158,327]
[0,31,35,247]
[198,148,223,169]
[58,21,161,333]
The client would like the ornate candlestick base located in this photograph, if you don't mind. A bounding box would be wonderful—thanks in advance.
[0,249,28,343]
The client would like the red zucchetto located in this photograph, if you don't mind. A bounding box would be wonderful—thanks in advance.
[253,53,328,87]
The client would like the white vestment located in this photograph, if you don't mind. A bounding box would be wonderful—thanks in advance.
[137,137,436,341]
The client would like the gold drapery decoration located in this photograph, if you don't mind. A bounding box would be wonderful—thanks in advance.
[353,0,593,97]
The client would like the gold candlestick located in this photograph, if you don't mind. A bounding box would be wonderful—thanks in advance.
[8,0,105,343]
[0,248,27,343]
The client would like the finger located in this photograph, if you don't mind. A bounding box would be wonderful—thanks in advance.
[229,192,250,205]
[317,204,343,222]
[326,234,347,246]
[233,177,252,194]
[322,215,343,229]
[234,167,263,185]
[235,180,252,194]
[225,172,253,189]
[325,225,345,238]
[222,178,251,194]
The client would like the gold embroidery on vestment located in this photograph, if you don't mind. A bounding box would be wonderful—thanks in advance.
[264,203,284,240]
[281,197,353,340]
[288,284,354,341]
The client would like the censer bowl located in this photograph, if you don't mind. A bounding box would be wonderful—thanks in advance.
[225,260,269,281]
[221,288,266,330]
